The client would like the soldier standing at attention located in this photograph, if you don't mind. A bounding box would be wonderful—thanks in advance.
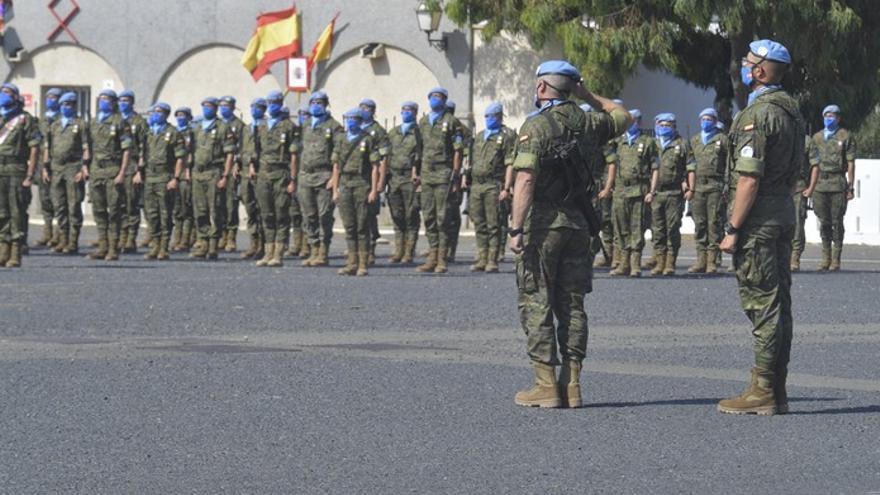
[809,105,855,271]
[86,89,131,262]
[117,90,147,254]
[791,135,819,271]
[509,61,631,408]
[649,113,690,276]
[605,110,658,278]
[43,92,89,254]
[254,91,297,268]
[446,100,469,264]
[415,87,463,274]
[218,96,245,253]
[687,108,729,274]
[286,104,310,259]
[468,101,516,273]
[332,108,380,276]
[172,107,195,251]
[239,97,266,260]
[140,102,185,261]
[359,99,389,265]
[297,91,341,267]
[384,101,422,264]
[190,97,234,260]
[0,84,41,267]
[718,40,802,416]
[35,87,63,248]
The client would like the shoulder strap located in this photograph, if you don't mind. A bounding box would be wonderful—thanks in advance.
[340,133,369,166]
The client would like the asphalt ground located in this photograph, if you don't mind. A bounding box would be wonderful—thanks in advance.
[1,226,879,494]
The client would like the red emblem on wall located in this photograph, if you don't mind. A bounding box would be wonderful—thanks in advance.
[47,0,80,43]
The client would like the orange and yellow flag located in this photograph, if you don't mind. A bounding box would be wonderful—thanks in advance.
[241,7,301,81]
[307,12,339,69]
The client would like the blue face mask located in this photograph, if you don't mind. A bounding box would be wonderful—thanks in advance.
[61,106,76,119]
[268,103,283,118]
[360,109,374,123]
[0,93,14,109]
[118,101,132,114]
[176,116,189,129]
[202,106,216,120]
[740,66,754,87]
[655,126,675,138]
[428,96,445,112]
[219,106,234,120]
[627,122,640,135]
[46,98,60,112]
[824,117,838,131]
[298,113,308,125]
[98,99,113,113]
[346,118,361,134]
[700,119,716,132]
[148,112,164,126]
[310,103,326,117]
[251,106,265,120]
[485,114,501,131]
[401,110,415,123]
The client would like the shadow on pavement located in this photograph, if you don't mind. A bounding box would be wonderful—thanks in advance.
[588,396,843,409]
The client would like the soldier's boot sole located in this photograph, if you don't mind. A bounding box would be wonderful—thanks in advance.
[514,386,561,408]
[716,404,777,416]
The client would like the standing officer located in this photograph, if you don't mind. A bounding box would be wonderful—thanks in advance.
[141,102,185,260]
[296,91,341,267]
[117,90,147,253]
[446,100,469,264]
[468,102,516,273]
[791,135,819,271]
[0,83,41,267]
[332,108,381,276]
[650,113,690,276]
[359,98,389,265]
[384,101,422,264]
[416,87,464,274]
[171,107,195,251]
[254,91,297,267]
[43,92,89,254]
[218,95,245,253]
[605,110,658,278]
[86,89,131,262]
[286,103,310,259]
[809,105,856,271]
[687,108,728,274]
[718,40,802,416]
[509,61,631,408]
[190,97,234,260]
[582,103,619,269]
[239,97,266,260]
[36,87,63,248]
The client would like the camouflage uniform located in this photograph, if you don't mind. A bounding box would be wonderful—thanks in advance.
[611,133,658,275]
[468,125,516,270]
[362,120,389,263]
[333,130,380,275]
[687,131,728,271]
[386,123,422,262]
[651,134,690,274]
[791,135,818,270]
[591,143,617,267]
[295,116,343,264]
[172,124,195,250]
[190,119,234,258]
[221,115,245,250]
[121,111,147,250]
[87,113,131,260]
[0,110,41,266]
[809,128,855,269]
[240,117,264,257]
[37,110,59,246]
[142,123,186,259]
[254,116,296,265]
[46,115,90,253]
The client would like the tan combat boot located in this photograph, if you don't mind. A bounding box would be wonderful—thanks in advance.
[297,236,311,259]
[706,248,719,274]
[337,247,357,275]
[241,233,259,259]
[434,247,449,273]
[216,231,227,251]
[417,248,438,272]
[139,233,152,249]
[267,242,284,267]
[718,368,776,415]
[830,245,842,271]
[401,238,416,264]
[789,250,801,272]
[225,230,237,252]
[143,238,160,260]
[301,244,319,266]
[650,250,666,277]
[642,252,657,270]
[189,240,207,258]
[124,231,137,254]
[610,246,620,270]
[818,243,831,271]
[87,237,108,260]
[470,248,488,272]
[610,249,630,277]
[36,223,53,246]
[312,243,329,266]
[287,230,301,257]
[117,230,128,254]
[206,238,219,260]
[356,248,369,276]
[389,235,404,263]
[0,242,9,266]
[367,243,376,266]
[514,362,561,408]
[105,234,120,261]
[53,231,69,253]
[63,227,80,254]
[688,250,707,273]
[485,248,499,273]
[629,250,642,278]
[5,242,22,267]
[256,243,273,267]
[157,235,171,260]
[557,359,583,408]
[171,226,183,251]
[663,250,677,276]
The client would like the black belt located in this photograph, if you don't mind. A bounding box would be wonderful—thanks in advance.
[472,176,501,184]
[658,184,680,192]
[699,177,722,185]
[622,178,644,187]
[821,171,843,179]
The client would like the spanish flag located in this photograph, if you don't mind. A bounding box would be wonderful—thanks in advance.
[241,7,301,81]
[307,12,339,69]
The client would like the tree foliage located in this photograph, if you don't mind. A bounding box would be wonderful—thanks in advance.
[445,0,880,130]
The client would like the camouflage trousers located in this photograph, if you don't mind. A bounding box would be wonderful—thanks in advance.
[143,181,176,241]
[255,173,291,243]
[651,192,683,254]
[812,190,847,247]
[387,178,420,245]
[225,176,241,235]
[792,192,808,255]
[691,189,723,253]
[337,179,371,252]
[50,163,86,236]
[240,176,262,238]
[516,227,592,366]
[0,174,26,243]
[421,182,451,250]
[468,181,501,251]
[612,195,645,252]
[734,224,794,371]
[122,173,142,238]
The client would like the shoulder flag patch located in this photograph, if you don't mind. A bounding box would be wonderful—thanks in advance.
[519,135,529,142]
[742,124,755,132]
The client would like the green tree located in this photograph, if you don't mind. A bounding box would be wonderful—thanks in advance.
[446,0,880,130]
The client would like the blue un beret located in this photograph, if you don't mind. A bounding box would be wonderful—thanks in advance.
[535,60,581,81]
[2,83,20,95]
[822,104,841,116]
[219,95,236,105]
[201,97,218,106]
[749,39,791,64]
[401,101,418,111]
[152,102,172,113]
[59,92,77,104]
[629,109,642,119]
[655,112,677,123]
[175,107,192,117]
[427,87,448,98]
[118,90,135,100]
[580,103,593,113]
[446,100,456,111]
[485,101,503,116]
[343,108,362,119]
[47,88,64,98]
[266,90,284,102]
[359,98,376,108]
[699,108,718,119]
[251,97,267,107]
[612,98,624,106]
[99,89,117,100]
[309,91,329,103]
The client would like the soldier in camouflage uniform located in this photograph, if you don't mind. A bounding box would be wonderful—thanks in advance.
[686,108,728,274]
[791,135,819,271]
[649,113,690,276]
[43,92,89,254]
[0,83,41,268]
[332,108,381,276]
[117,90,147,253]
[467,101,516,273]
[218,96,245,253]
[718,40,802,416]
[85,89,131,262]
[809,105,856,271]
[35,87,63,248]
[253,91,297,267]
[190,97,234,260]
[509,61,631,408]
[582,103,618,269]
[384,101,422,264]
[445,101,469,264]
[285,104,310,259]
[296,91,342,267]
[415,87,464,274]
[359,99,389,265]
[239,97,266,260]
[605,110,658,278]
[140,102,185,260]
[171,107,195,251]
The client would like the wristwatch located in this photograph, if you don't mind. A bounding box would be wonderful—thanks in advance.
[508,227,523,237]
[724,222,739,236]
